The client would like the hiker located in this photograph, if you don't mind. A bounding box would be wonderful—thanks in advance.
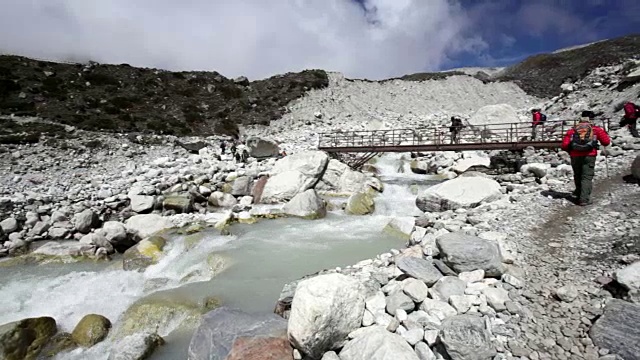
[449,116,464,144]
[220,140,226,154]
[560,111,611,206]
[620,101,640,138]
[530,108,547,140]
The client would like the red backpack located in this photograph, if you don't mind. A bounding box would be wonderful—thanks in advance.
[624,102,637,118]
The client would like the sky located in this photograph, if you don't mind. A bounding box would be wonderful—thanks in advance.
[0,0,638,80]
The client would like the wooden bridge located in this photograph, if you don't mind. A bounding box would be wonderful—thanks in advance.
[317,119,609,169]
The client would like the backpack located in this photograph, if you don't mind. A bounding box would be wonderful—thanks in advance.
[570,122,596,151]
[540,114,547,122]
[624,102,637,118]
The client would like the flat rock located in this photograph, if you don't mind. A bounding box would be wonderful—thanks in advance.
[416,177,502,212]
[431,276,466,301]
[436,232,504,277]
[396,257,443,286]
[440,315,496,360]
[589,299,640,360]
[129,195,155,213]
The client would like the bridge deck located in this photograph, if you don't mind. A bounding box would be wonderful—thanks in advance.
[317,119,608,153]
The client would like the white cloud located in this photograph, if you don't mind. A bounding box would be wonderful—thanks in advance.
[0,0,482,80]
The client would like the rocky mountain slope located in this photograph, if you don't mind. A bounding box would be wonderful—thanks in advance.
[0,55,328,136]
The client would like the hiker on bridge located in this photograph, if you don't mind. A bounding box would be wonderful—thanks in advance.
[530,108,547,140]
[621,101,640,138]
[449,116,464,144]
[561,111,611,206]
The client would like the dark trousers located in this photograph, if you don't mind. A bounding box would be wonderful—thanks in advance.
[571,156,596,203]
[628,119,639,137]
[450,131,460,144]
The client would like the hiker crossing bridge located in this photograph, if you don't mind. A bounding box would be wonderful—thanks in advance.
[317,119,609,170]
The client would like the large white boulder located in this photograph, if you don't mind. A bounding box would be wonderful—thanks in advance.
[614,261,640,291]
[261,151,329,203]
[125,214,173,241]
[416,177,502,212]
[283,189,327,220]
[468,104,519,127]
[288,274,367,359]
[245,137,279,158]
[339,327,419,360]
[129,195,155,213]
[316,159,369,194]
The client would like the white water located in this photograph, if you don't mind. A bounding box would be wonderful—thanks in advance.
[0,153,437,359]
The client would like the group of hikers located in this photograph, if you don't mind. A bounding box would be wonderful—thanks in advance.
[447,101,640,206]
[219,138,250,162]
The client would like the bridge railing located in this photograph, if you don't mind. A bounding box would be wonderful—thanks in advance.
[318,119,609,150]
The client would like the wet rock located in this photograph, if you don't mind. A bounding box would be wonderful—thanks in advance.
[0,316,57,360]
[339,326,419,360]
[345,191,375,215]
[416,177,502,212]
[589,299,640,360]
[108,332,164,360]
[283,189,327,220]
[129,195,155,213]
[384,217,415,240]
[436,232,504,277]
[73,209,100,234]
[187,307,290,360]
[124,214,173,241]
[31,241,96,260]
[114,297,201,339]
[71,314,111,347]
[288,273,366,359]
[39,332,77,358]
[396,257,443,286]
[122,236,166,271]
[163,195,193,213]
[440,315,496,360]
[80,233,114,253]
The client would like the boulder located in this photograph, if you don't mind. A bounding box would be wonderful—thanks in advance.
[246,137,280,158]
[288,274,366,359]
[123,236,167,271]
[0,217,18,233]
[383,217,415,240]
[271,151,329,179]
[416,177,502,212]
[163,195,193,213]
[316,159,348,190]
[339,327,419,360]
[99,221,130,247]
[32,241,96,259]
[230,176,252,196]
[632,154,640,180]
[209,192,238,208]
[187,307,291,360]
[261,151,329,203]
[520,163,549,178]
[468,104,519,128]
[283,189,327,220]
[337,170,369,194]
[345,192,375,215]
[71,314,111,347]
[107,332,164,360]
[73,209,100,234]
[0,317,57,360]
[590,299,640,360]
[431,276,466,302]
[440,315,496,360]
[129,195,155,213]
[385,291,415,314]
[124,214,173,241]
[451,156,490,174]
[436,232,504,277]
[79,233,114,254]
[410,159,429,174]
[113,297,202,339]
[396,257,444,286]
[614,261,640,291]
[176,140,207,154]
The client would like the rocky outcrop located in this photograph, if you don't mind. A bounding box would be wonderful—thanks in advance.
[187,307,291,360]
[416,177,502,212]
[283,189,327,220]
[288,273,367,359]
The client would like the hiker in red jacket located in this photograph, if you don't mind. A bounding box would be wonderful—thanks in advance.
[561,111,611,206]
[530,108,547,140]
[621,101,640,137]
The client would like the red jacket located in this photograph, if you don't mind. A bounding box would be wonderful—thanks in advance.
[532,112,542,126]
[561,125,610,157]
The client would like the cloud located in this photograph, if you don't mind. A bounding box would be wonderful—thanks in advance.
[0,0,487,80]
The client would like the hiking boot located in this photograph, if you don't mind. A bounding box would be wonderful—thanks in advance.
[578,200,593,206]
